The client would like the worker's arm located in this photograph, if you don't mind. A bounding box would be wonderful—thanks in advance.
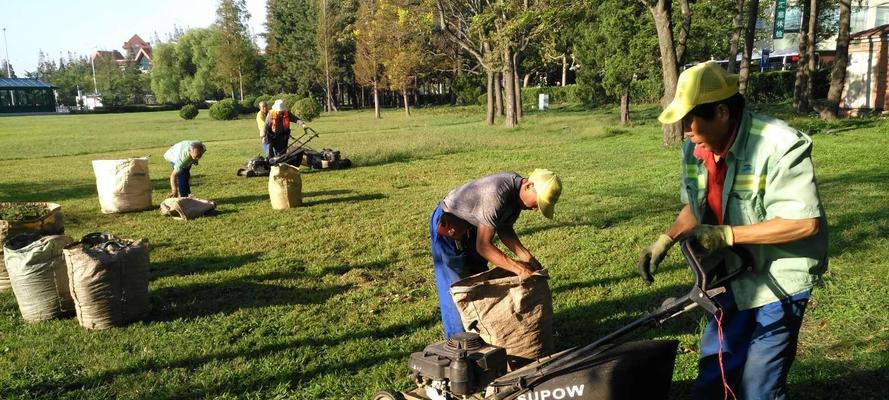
[497,225,541,270]
[168,170,179,198]
[476,225,535,276]
[731,217,819,244]
[666,204,698,240]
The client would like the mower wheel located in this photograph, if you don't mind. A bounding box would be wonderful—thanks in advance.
[371,390,405,400]
[245,170,256,177]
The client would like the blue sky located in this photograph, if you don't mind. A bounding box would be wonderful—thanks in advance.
[1,0,267,74]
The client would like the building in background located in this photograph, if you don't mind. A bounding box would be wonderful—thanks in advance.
[122,34,153,72]
[0,77,57,113]
[842,24,889,114]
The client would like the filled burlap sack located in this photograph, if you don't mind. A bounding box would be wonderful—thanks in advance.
[3,233,74,322]
[451,268,554,369]
[0,202,64,292]
[92,158,152,214]
[63,233,151,330]
[159,196,217,220]
[269,163,302,209]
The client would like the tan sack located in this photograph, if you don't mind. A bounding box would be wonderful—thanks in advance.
[269,163,302,209]
[3,233,74,322]
[92,158,152,214]
[451,268,554,369]
[160,196,217,220]
[64,233,151,330]
[0,202,64,292]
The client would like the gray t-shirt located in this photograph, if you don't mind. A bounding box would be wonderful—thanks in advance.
[440,172,524,230]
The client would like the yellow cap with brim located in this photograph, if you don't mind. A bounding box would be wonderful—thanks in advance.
[658,61,740,124]
[528,169,562,219]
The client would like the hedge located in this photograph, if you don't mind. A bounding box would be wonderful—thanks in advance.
[208,99,240,120]
[179,104,199,120]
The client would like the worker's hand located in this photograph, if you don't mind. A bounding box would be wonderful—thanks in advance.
[688,225,734,255]
[167,191,178,199]
[637,234,675,284]
[515,261,537,277]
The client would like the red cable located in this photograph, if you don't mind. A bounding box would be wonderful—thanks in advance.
[715,309,738,400]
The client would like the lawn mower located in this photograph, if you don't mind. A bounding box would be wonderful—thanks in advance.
[236,126,352,177]
[373,240,747,400]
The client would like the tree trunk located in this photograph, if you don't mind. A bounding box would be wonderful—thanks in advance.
[726,0,745,73]
[794,0,812,113]
[494,72,504,117]
[561,54,568,86]
[373,80,381,119]
[486,70,495,125]
[502,48,517,128]
[649,0,683,145]
[739,0,759,93]
[805,0,818,105]
[238,67,244,101]
[402,86,411,116]
[620,88,630,125]
[822,0,851,119]
[523,73,531,88]
[514,51,523,121]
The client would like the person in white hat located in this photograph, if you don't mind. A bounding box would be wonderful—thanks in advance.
[430,169,562,338]
[264,99,305,157]
[639,61,827,400]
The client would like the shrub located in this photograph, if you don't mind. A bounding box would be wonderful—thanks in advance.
[292,97,322,121]
[453,74,485,105]
[208,99,240,120]
[179,104,199,120]
[240,96,257,114]
[521,85,582,111]
[746,69,830,103]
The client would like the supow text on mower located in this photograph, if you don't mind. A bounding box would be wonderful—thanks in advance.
[516,385,585,400]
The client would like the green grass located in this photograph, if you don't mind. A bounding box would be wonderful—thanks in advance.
[0,105,886,399]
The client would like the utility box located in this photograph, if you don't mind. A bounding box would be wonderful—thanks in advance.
[538,93,549,111]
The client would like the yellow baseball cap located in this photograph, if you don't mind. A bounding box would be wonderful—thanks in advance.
[658,61,740,124]
[528,169,562,219]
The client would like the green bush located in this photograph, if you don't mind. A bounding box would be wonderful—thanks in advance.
[208,99,240,120]
[746,69,830,103]
[521,85,582,110]
[240,96,257,114]
[179,104,199,120]
[254,95,273,109]
[453,74,485,105]
[292,97,322,121]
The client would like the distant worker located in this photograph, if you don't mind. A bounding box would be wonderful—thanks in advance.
[257,101,270,157]
[264,99,304,158]
[637,61,828,400]
[164,140,206,198]
[430,169,563,338]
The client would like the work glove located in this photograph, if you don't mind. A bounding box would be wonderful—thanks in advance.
[688,225,734,255]
[637,234,675,284]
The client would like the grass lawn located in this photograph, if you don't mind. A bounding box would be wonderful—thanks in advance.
[0,105,886,399]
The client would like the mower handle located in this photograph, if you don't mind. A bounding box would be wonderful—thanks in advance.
[678,239,720,314]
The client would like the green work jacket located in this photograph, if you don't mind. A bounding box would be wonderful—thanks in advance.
[680,109,828,310]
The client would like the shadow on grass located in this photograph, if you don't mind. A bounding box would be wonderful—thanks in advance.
[13,315,439,399]
[151,252,262,280]
[215,193,268,205]
[302,192,386,207]
[818,169,889,255]
[0,180,96,202]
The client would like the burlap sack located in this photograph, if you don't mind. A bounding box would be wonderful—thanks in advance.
[451,268,554,369]
[3,233,74,322]
[159,196,217,220]
[92,158,152,214]
[63,233,151,330]
[269,163,302,209]
[0,202,64,292]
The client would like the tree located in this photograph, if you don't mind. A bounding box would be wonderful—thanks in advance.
[738,0,759,94]
[1,60,16,78]
[353,0,386,118]
[150,42,186,103]
[822,0,851,119]
[315,0,347,112]
[379,0,434,116]
[642,0,691,145]
[265,0,318,95]
[150,28,221,103]
[214,0,256,101]
[794,0,818,113]
[726,0,745,73]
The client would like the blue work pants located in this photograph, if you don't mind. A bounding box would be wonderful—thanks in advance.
[169,163,191,197]
[692,288,810,400]
[430,206,487,338]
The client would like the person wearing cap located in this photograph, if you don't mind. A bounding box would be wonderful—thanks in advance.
[638,61,827,399]
[264,99,305,157]
[257,101,270,157]
[430,169,562,338]
[164,140,206,198]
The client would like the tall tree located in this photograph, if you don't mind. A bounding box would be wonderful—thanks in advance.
[726,0,745,73]
[314,0,354,112]
[265,0,318,95]
[738,0,759,93]
[379,0,434,116]
[353,0,386,118]
[214,0,256,101]
[642,0,691,145]
[822,0,851,119]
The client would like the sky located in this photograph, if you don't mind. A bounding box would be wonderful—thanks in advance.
[1,0,267,75]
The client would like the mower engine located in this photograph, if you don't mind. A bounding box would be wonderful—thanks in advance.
[408,332,507,399]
